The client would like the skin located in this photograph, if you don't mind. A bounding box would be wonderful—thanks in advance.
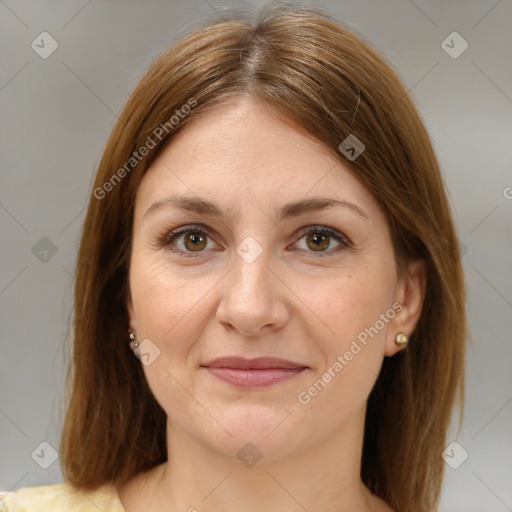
[118,96,425,512]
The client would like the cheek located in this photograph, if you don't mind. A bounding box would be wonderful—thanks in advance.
[315,264,395,342]
[129,249,208,332]
[295,279,394,428]
[302,259,397,403]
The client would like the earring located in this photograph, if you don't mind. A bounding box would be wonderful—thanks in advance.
[395,332,408,348]
[128,331,139,350]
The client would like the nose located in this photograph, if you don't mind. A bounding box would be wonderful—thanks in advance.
[216,247,290,336]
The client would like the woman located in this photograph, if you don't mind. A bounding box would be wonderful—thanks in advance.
[1,3,466,512]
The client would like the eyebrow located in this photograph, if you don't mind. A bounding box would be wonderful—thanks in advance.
[143,195,370,223]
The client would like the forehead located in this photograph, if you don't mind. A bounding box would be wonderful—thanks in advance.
[134,96,381,224]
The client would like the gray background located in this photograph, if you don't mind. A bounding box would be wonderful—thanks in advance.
[1,1,511,510]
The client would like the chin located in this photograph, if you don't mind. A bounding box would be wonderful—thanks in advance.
[205,403,307,462]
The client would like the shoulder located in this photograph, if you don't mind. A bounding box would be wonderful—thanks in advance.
[0,481,125,512]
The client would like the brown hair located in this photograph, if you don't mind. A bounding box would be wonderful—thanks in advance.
[59,4,466,511]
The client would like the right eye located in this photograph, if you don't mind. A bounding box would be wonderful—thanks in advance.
[160,225,219,257]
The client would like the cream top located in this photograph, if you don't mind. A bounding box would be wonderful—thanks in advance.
[0,482,126,512]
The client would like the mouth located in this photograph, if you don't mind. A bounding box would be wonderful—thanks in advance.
[201,357,308,388]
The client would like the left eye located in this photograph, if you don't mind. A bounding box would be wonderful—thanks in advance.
[160,225,350,257]
[293,226,350,256]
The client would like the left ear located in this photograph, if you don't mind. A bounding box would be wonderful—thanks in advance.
[385,258,426,357]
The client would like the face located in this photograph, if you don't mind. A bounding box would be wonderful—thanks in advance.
[127,96,423,462]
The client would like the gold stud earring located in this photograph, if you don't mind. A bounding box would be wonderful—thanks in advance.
[395,332,408,348]
[128,331,139,350]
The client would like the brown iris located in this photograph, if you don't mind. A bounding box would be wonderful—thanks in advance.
[306,232,330,251]
[184,231,208,252]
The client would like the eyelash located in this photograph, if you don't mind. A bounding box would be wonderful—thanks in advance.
[158,224,352,258]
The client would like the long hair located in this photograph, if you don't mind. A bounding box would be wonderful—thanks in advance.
[59,4,466,511]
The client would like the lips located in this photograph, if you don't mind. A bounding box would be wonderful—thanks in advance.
[201,357,308,388]
[203,356,306,370]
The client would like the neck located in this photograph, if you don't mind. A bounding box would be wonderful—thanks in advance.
[133,405,386,512]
